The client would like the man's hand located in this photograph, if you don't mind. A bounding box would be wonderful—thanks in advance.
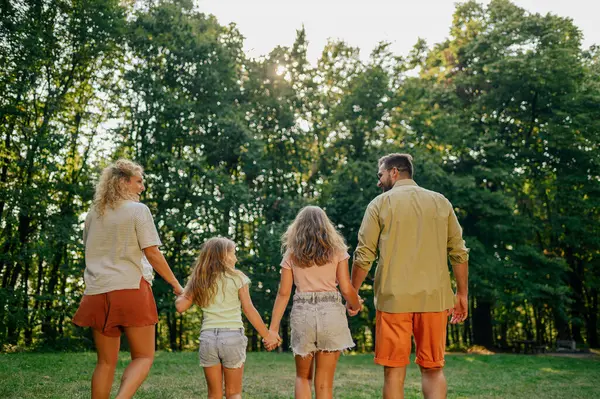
[450,294,468,324]
[346,296,364,317]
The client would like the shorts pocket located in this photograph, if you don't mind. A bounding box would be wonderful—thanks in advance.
[320,303,348,332]
[199,332,219,366]
[199,340,218,366]
[290,304,307,331]
[219,331,247,348]
[317,303,353,350]
[219,332,247,368]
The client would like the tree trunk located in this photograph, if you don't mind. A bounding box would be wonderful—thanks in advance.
[167,311,177,351]
[0,235,15,286]
[462,317,471,347]
[281,316,289,352]
[561,245,585,343]
[586,289,599,348]
[22,256,30,346]
[370,321,376,352]
[0,123,12,227]
[452,323,459,345]
[500,322,508,349]
[58,273,67,336]
[155,324,160,350]
[534,307,544,343]
[472,297,494,348]
[569,257,585,344]
[41,247,65,340]
[553,308,571,340]
[25,256,45,346]
[178,314,184,351]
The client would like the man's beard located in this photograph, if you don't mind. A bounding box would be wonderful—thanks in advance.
[381,179,393,192]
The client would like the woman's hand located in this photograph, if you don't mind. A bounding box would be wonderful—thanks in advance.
[172,282,184,296]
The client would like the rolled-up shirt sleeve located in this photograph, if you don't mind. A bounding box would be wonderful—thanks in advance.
[447,200,469,265]
[353,199,381,271]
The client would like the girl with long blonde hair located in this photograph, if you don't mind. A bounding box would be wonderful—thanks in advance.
[73,159,183,399]
[268,206,362,399]
[175,237,280,399]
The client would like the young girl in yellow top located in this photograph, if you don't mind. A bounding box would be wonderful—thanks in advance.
[176,237,280,399]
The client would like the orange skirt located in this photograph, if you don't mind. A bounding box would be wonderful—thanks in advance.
[73,278,158,337]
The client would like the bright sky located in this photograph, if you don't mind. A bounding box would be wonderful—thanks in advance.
[196,0,599,62]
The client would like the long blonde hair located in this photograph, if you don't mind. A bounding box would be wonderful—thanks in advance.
[281,206,347,268]
[93,159,143,217]
[185,237,237,308]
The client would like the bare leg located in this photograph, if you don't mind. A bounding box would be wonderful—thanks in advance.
[314,351,341,399]
[294,354,315,399]
[204,364,224,399]
[383,366,407,399]
[115,325,155,399]
[223,364,244,399]
[92,330,120,399]
[420,366,447,399]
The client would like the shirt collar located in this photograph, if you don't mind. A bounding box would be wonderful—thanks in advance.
[393,179,418,188]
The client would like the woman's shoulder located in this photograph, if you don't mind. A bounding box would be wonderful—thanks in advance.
[119,201,154,220]
[86,206,98,218]
[121,200,150,211]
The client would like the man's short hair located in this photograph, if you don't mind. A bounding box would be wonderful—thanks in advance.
[378,153,414,178]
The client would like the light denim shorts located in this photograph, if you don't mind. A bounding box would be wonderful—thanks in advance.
[290,291,355,357]
[199,328,248,368]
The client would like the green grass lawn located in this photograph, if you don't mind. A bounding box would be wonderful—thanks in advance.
[0,351,598,398]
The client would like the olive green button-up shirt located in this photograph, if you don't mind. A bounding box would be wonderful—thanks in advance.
[353,179,469,313]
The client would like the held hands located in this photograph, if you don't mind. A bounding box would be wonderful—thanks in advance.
[172,281,184,296]
[346,296,364,317]
[450,294,468,324]
[262,329,282,351]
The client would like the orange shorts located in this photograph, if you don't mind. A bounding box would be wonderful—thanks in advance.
[375,310,448,369]
[73,278,158,337]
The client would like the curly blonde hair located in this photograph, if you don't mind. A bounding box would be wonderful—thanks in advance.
[282,206,347,268]
[184,237,238,308]
[93,159,143,217]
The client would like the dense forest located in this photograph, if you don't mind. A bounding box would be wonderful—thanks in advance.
[1,0,598,352]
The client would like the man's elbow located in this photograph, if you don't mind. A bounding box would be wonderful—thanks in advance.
[449,252,469,266]
[352,261,371,273]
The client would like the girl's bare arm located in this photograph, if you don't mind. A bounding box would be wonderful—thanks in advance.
[337,258,362,311]
[269,267,293,332]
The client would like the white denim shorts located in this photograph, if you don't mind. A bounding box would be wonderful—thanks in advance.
[290,291,355,357]
[199,328,248,368]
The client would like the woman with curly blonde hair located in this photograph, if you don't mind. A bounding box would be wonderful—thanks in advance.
[267,206,362,399]
[73,159,183,399]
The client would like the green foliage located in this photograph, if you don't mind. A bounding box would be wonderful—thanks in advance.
[0,0,598,351]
